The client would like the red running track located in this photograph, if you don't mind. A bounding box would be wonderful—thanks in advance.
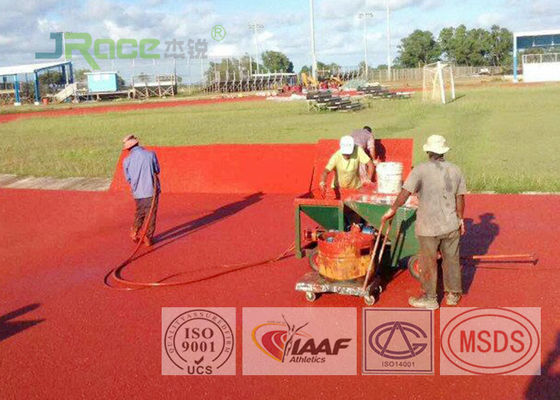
[1,188,559,399]
[0,95,265,124]
[109,140,413,194]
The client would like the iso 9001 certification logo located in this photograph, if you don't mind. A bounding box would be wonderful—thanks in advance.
[162,308,235,375]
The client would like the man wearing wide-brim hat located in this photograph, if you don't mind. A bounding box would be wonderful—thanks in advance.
[382,135,467,309]
[122,134,161,246]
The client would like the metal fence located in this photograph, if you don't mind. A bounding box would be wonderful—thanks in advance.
[523,53,560,64]
[365,65,503,83]
[177,64,505,95]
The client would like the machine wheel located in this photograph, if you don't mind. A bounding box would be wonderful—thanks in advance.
[305,292,317,302]
[364,295,376,306]
[408,255,421,281]
[307,248,319,272]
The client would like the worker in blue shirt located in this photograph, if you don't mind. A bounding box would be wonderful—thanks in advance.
[122,135,160,246]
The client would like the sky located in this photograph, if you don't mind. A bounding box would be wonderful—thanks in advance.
[0,0,559,82]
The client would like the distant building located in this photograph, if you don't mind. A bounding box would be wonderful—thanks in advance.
[514,30,560,83]
[86,72,119,93]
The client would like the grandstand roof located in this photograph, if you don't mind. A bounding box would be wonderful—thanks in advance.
[514,29,560,38]
[0,61,71,77]
[514,30,560,50]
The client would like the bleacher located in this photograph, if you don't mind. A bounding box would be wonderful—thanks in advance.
[357,85,413,99]
[306,92,364,112]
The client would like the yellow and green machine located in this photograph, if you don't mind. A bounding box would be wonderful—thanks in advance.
[295,194,419,270]
[294,192,420,305]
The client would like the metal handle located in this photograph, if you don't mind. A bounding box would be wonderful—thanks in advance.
[362,220,392,291]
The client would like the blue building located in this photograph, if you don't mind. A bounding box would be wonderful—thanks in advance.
[86,72,119,93]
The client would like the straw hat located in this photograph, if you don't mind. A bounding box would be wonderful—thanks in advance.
[423,135,450,154]
[122,134,139,150]
[340,135,355,155]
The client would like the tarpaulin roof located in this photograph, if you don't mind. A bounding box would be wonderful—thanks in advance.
[0,61,71,77]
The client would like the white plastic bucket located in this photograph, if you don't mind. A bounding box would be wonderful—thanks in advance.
[377,162,403,194]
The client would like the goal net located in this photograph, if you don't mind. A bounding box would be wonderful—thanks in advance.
[422,61,456,104]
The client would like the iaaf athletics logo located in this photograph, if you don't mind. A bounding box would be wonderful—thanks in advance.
[252,315,351,364]
[243,308,356,375]
[363,309,434,375]
[161,308,235,376]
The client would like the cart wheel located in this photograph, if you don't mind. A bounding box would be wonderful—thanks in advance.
[307,248,319,272]
[305,292,317,302]
[364,295,376,306]
[408,255,421,281]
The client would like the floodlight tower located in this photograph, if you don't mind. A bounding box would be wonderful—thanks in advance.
[248,23,264,75]
[358,11,374,81]
[309,0,318,80]
[386,0,392,80]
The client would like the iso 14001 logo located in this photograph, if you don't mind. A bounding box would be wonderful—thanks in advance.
[363,309,434,375]
[162,308,235,375]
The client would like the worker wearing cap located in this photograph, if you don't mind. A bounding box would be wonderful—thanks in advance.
[382,135,467,309]
[351,126,378,184]
[122,135,161,247]
[320,135,374,192]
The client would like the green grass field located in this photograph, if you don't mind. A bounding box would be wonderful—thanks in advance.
[1,84,560,192]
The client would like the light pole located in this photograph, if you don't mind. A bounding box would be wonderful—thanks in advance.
[309,0,318,80]
[358,12,374,81]
[386,0,392,81]
[248,23,264,75]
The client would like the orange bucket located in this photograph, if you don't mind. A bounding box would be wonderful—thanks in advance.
[315,226,373,281]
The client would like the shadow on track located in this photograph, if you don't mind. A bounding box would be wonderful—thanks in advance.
[460,212,500,294]
[0,303,44,343]
[133,192,264,261]
[525,332,560,400]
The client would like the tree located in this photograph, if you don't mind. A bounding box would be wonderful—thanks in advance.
[357,61,374,77]
[465,28,491,66]
[38,70,63,85]
[299,62,340,77]
[300,65,311,74]
[74,68,91,82]
[396,30,441,67]
[261,51,294,73]
[204,54,263,83]
[439,25,513,67]
[488,25,513,67]
[438,25,470,65]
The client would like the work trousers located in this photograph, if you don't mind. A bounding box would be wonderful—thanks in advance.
[417,229,462,299]
[132,195,159,239]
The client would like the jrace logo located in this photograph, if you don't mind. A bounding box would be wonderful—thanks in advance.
[243,308,356,375]
[363,309,434,375]
[162,308,236,376]
[440,308,541,375]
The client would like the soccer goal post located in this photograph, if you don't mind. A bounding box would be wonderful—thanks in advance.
[422,61,456,104]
